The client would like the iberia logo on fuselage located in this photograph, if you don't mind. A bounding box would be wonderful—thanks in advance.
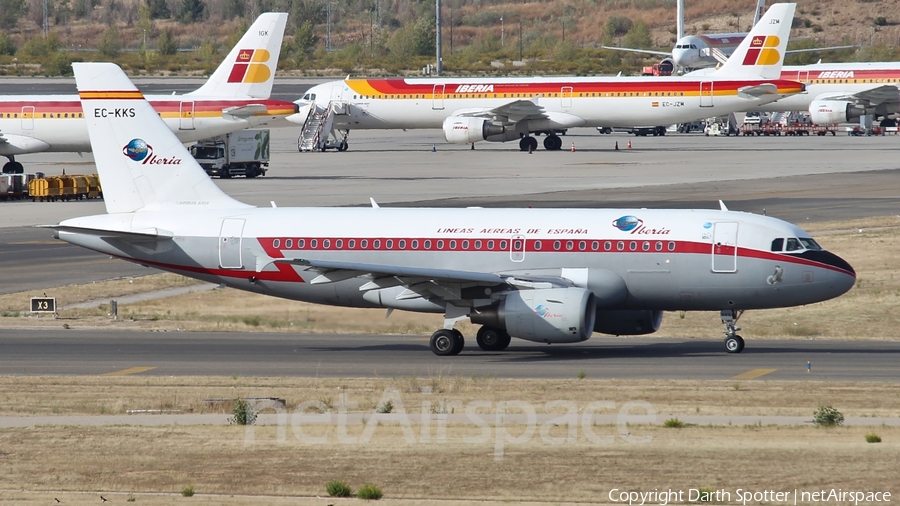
[122,139,182,165]
[612,215,671,235]
[454,84,495,93]
[818,71,855,79]
[742,35,781,66]
[227,48,272,84]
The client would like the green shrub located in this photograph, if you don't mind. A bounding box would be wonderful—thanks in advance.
[326,480,353,497]
[577,369,586,380]
[813,405,844,426]
[663,417,685,428]
[865,433,882,443]
[357,483,383,500]
[376,400,393,413]
[228,399,257,425]
[181,485,194,497]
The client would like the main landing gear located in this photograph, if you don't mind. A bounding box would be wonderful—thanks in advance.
[429,325,512,356]
[721,309,745,354]
[518,134,564,151]
[2,156,24,174]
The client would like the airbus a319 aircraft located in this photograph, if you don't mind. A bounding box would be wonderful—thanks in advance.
[293,3,804,151]
[48,61,856,357]
[0,12,297,174]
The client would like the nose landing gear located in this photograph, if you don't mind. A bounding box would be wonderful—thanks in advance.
[721,309,745,353]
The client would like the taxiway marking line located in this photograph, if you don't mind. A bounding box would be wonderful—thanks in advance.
[731,368,777,380]
[102,366,157,376]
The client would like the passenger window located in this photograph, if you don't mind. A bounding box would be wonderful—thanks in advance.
[424,240,431,249]
[285,239,293,249]
[475,240,482,250]
[534,240,542,251]
[298,239,306,248]
[273,239,280,248]
[336,239,343,248]
[487,240,495,250]
[771,238,784,252]
[399,240,406,249]
[374,239,381,249]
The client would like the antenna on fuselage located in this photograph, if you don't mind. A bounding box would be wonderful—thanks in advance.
[719,200,729,211]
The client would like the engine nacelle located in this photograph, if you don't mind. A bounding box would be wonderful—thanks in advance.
[809,100,866,124]
[443,116,506,144]
[471,288,596,343]
[593,310,662,336]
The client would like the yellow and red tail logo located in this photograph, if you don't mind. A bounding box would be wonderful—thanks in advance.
[742,36,781,66]
[227,49,272,83]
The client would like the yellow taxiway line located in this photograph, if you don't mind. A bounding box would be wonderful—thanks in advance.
[731,368,777,380]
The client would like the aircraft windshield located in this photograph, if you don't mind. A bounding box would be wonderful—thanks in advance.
[799,238,823,250]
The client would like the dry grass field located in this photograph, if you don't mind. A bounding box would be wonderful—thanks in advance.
[1,217,898,342]
[0,423,897,504]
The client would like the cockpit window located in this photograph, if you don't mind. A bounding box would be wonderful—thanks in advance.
[799,238,822,251]
[689,44,697,49]
[302,94,309,100]
[770,238,784,252]
[785,238,802,251]
[310,93,316,100]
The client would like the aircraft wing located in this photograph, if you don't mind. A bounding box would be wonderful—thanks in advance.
[271,257,574,304]
[0,132,7,145]
[828,85,900,107]
[601,45,672,57]
[453,100,548,124]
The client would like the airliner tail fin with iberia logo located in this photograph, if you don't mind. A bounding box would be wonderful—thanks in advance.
[74,63,247,214]
[187,12,288,100]
[716,3,795,80]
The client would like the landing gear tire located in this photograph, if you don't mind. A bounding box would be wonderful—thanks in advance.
[518,136,538,152]
[476,326,511,351]
[431,329,464,356]
[2,161,23,174]
[724,335,745,354]
[339,140,348,151]
[543,135,563,151]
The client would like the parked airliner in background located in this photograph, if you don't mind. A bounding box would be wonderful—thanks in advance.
[292,3,804,152]
[49,61,856,357]
[603,0,851,70]
[0,12,297,174]
[688,62,900,127]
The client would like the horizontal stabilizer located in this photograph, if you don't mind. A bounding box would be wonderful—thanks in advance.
[221,104,268,118]
[39,224,173,241]
[737,83,779,98]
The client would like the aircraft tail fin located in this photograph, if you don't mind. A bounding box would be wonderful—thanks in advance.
[186,12,287,99]
[716,3,795,80]
[73,62,250,214]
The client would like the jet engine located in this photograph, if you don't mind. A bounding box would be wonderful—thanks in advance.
[809,100,866,124]
[593,309,662,336]
[471,287,596,343]
[443,116,506,144]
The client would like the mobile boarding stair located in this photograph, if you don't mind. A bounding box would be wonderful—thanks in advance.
[297,101,350,152]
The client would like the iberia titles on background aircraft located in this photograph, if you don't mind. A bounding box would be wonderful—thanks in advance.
[0,12,297,174]
[292,3,803,152]
[50,61,856,357]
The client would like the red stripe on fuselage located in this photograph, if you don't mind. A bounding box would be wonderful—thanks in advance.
[353,79,803,95]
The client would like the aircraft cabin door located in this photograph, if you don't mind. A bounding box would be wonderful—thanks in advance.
[796,70,809,85]
[561,86,573,108]
[510,235,525,262]
[432,84,445,110]
[700,81,714,107]
[21,106,34,130]
[711,222,738,273]
[179,101,195,130]
[219,218,245,269]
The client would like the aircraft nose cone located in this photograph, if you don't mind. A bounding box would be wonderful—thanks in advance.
[817,250,856,297]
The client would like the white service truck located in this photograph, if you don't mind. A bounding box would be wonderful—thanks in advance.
[190,130,269,179]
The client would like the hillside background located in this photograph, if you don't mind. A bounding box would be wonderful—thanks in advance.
[0,0,897,76]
